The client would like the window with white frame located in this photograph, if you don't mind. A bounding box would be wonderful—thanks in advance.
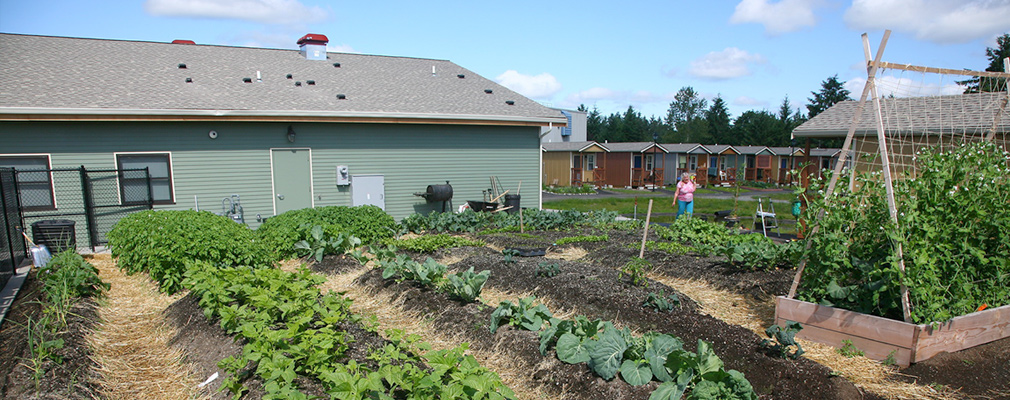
[645,154,654,170]
[688,155,698,170]
[586,154,596,170]
[116,153,174,204]
[0,155,55,211]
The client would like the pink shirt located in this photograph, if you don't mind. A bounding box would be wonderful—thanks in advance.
[677,180,696,202]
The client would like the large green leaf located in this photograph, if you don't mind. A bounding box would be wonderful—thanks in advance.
[649,378,690,400]
[588,327,628,380]
[556,332,591,364]
[620,359,653,386]
[645,334,683,382]
[695,340,724,379]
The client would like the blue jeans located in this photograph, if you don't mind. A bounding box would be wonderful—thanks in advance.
[676,200,693,219]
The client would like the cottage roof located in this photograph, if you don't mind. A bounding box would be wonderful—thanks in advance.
[703,144,739,154]
[734,145,772,155]
[660,143,706,153]
[541,141,609,152]
[604,142,669,153]
[808,148,842,157]
[792,92,1010,138]
[767,147,803,156]
[0,34,565,125]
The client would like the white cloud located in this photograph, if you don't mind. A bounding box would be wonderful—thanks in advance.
[688,47,767,80]
[495,70,562,99]
[845,75,963,98]
[844,0,1010,44]
[733,96,768,107]
[730,0,823,35]
[144,0,328,25]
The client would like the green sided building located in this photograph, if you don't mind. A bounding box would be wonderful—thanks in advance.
[0,33,564,239]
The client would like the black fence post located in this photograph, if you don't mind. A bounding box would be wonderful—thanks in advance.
[80,165,98,251]
[145,167,154,210]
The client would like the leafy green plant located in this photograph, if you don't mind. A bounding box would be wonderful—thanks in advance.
[837,339,864,358]
[257,205,397,259]
[380,256,447,288]
[543,183,596,194]
[620,257,652,287]
[801,142,1010,324]
[489,296,553,333]
[554,234,608,246]
[444,267,490,303]
[535,261,560,278]
[293,225,362,262]
[386,234,484,253]
[401,209,619,234]
[643,241,692,255]
[108,210,274,294]
[643,291,680,312]
[760,321,805,359]
[501,248,520,264]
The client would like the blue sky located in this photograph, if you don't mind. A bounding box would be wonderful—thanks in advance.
[1,0,1008,120]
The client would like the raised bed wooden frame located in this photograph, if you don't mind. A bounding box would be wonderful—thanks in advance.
[774,296,1010,367]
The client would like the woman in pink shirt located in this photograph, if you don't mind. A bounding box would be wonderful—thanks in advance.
[672,172,696,219]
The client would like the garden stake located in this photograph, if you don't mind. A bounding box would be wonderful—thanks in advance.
[638,199,653,259]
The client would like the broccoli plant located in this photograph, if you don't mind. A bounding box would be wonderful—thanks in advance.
[444,267,490,303]
[489,296,553,333]
[760,321,805,359]
[502,248,520,264]
[643,291,680,312]
[535,261,561,278]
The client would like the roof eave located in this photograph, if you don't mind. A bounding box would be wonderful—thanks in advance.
[0,107,568,126]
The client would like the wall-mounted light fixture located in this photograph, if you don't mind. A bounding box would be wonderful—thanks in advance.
[287,126,296,143]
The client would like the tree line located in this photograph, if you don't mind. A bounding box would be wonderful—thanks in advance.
[583,76,848,148]
[582,33,1009,148]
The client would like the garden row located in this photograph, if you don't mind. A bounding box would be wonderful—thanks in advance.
[106,207,515,399]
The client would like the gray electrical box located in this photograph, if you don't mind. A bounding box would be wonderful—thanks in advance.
[336,165,349,185]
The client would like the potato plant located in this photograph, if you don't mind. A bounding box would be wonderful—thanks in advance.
[107,210,274,294]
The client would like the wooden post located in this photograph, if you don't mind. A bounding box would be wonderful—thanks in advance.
[788,30,891,299]
[638,199,653,259]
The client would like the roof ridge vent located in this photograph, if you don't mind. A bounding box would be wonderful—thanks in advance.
[297,33,329,61]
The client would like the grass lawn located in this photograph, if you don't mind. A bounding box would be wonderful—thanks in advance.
[543,196,799,234]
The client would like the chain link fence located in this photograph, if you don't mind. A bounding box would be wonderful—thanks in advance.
[18,166,153,252]
[0,167,25,289]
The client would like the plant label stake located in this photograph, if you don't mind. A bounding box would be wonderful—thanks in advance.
[639,199,653,259]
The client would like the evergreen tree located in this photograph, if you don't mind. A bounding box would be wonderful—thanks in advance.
[706,95,733,145]
[731,110,779,146]
[584,105,604,141]
[960,33,1010,93]
[806,75,852,118]
[665,87,709,143]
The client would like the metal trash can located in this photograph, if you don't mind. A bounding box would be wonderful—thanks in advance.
[32,219,76,254]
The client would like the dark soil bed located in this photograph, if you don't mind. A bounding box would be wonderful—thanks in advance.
[479,228,1010,399]
[0,269,103,400]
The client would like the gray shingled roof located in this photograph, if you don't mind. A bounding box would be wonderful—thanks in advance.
[734,145,772,155]
[542,141,609,152]
[704,144,737,154]
[603,142,668,153]
[793,92,1010,138]
[661,143,706,153]
[0,34,565,124]
[767,147,802,156]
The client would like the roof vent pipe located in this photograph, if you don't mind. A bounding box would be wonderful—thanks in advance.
[297,33,329,60]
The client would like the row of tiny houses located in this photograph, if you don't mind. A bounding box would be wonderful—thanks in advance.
[0,33,565,248]
[543,141,841,188]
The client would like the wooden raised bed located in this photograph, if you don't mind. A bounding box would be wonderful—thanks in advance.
[774,296,1010,367]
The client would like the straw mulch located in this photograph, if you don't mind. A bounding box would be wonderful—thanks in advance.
[86,254,207,400]
[647,272,956,400]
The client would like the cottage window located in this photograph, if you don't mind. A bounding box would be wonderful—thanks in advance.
[116,153,175,205]
[688,155,698,171]
[585,154,596,170]
[644,154,654,170]
[0,155,55,211]
[780,158,789,169]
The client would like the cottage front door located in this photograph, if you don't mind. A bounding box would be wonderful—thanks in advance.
[271,148,313,215]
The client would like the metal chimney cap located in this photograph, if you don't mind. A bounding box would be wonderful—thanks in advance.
[297,33,329,45]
